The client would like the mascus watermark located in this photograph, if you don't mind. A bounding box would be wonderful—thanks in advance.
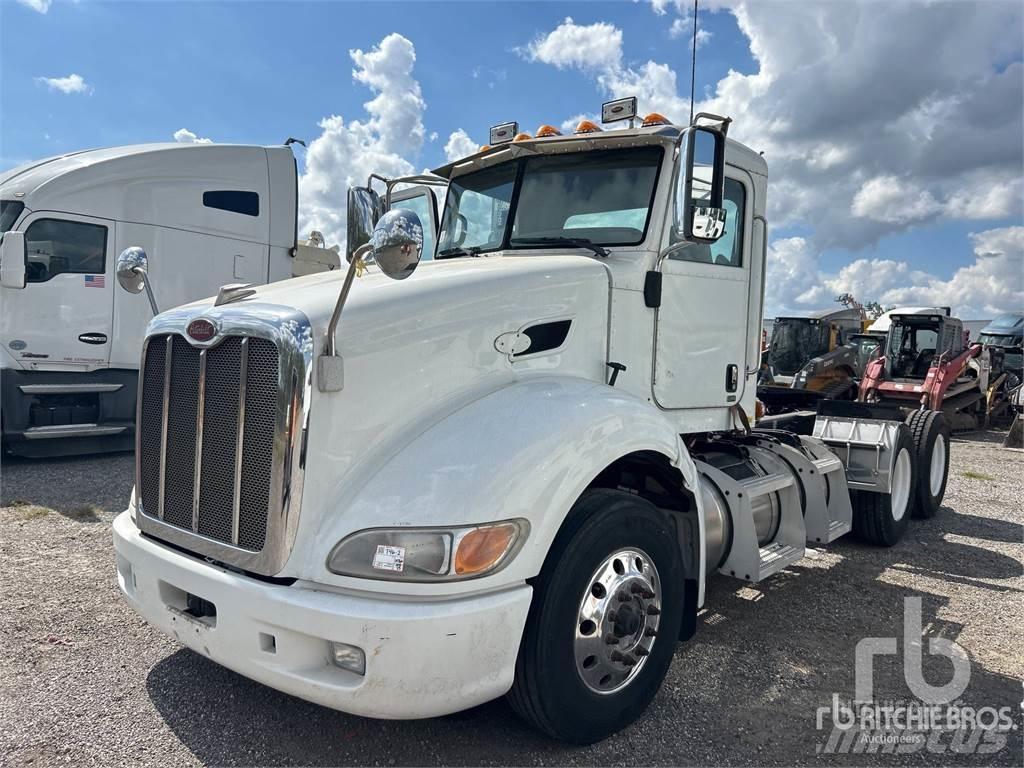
[816,597,1017,755]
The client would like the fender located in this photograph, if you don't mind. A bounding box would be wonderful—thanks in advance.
[297,375,708,603]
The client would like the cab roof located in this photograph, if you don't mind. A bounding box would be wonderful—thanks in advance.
[431,124,768,180]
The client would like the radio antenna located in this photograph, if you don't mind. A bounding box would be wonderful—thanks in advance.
[689,0,698,124]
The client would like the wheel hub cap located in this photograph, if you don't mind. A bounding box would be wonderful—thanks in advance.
[574,548,661,694]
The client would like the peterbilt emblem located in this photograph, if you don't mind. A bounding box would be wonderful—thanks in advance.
[186,318,217,342]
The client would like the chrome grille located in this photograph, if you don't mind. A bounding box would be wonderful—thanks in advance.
[138,333,279,552]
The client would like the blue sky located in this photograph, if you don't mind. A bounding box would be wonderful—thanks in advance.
[3,0,1022,318]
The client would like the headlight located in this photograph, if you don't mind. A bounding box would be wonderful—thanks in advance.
[326,520,529,581]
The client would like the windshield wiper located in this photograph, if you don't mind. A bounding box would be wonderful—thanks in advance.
[509,236,610,258]
[436,245,482,259]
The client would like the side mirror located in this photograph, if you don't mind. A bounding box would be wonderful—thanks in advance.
[681,125,727,243]
[0,231,26,289]
[347,186,384,259]
[116,246,159,314]
[368,208,423,280]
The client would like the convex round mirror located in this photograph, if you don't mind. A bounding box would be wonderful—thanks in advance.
[116,246,149,293]
[369,209,423,280]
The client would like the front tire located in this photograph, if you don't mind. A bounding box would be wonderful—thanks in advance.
[905,410,950,519]
[850,426,916,546]
[507,489,685,744]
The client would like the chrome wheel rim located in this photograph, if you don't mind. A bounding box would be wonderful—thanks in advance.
[929,434,946,496]
[574,547,661,695]
[891,448,912,522]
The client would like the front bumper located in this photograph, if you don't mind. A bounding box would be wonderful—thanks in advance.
[113,512,533,719]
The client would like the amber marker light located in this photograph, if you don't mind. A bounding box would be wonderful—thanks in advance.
[535,124,562,138]
[641,112,671,127]
[574,119,603,134]
[454,523,519,576]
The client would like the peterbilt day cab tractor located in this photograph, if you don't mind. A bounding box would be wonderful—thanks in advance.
[112,100,952,743]
[0,143,339,457]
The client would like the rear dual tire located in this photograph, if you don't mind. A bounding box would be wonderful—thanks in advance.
[507,489,685,744]
[851,426,915,546]
[904,410,951,519]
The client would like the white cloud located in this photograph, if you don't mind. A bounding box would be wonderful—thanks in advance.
[298,33,426,248]
[521,17,623,74]
[173,128,213,145]
[444,129,477,162]
[17,0,51,13]
[669,16,712,49]
[35,74,91,95]
[768,227,1024,319]
[523,3,1024,318]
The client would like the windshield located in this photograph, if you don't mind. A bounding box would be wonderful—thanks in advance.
[887,320,941,378]
[1,200,25,234]
[851,335,883,373]
[768,319,830,375]
[437,146,662,256]
[979,332,1023,348]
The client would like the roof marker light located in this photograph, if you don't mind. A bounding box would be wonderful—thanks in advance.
[574,119,603,134]
[478,144,491,153]
[535,124,562,138]
[641,112,671,127]
[512,132,532,142]
[489,122,518,145]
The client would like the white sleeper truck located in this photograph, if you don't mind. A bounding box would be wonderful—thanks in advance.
[0,143,338,457]
[113,101,951,743]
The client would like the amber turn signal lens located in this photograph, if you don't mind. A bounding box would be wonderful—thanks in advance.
[574,119,603,134]
[641,112,670,127]
[454,524,518,575]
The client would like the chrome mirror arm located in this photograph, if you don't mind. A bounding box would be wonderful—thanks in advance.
[325,243,372,358]
[139,269,160,315]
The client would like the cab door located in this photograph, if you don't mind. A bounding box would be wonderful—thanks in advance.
[0,212,115,369]
[653,170,753,409]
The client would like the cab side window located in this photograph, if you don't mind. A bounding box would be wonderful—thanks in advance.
[670,176,746,267]
[394,192,437,261]
[25,219,107,283]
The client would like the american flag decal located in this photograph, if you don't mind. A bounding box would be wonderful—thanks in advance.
[85,274,105,288]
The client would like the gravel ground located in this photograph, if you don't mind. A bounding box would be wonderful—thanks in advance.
[1,433,1021,767]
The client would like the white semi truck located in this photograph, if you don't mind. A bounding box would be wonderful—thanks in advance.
[0,143,339,457]
[113,102,951,743]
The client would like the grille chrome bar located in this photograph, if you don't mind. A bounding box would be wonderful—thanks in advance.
[135,302,312,577]
[192,348,207,533]
[158,335,173,520]
[232,338,248,546]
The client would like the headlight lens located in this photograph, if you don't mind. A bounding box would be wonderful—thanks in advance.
[327,520,528,581]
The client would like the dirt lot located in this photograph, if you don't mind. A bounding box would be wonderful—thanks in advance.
[1,433,1021,767]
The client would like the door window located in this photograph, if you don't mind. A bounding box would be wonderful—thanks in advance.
[671,176,746,266]
[394,191,437,260]
[24,218,107,283]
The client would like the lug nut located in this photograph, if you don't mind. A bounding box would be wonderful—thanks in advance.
[630,583,645,595]
[616,590,631,602]
[604,634,619,645]
[634,646,650,657]
[607,610,618,623]
[610,650,626,663]
[644,627,658,637]
[646,605,661,616]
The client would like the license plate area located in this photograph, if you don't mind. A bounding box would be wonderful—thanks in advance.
[159,580,218,628]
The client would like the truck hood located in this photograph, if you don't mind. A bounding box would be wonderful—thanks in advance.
[178,253,611,349]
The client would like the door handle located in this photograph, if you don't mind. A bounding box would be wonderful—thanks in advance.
[726,364,739,393]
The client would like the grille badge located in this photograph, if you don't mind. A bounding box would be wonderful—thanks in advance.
[187,318,217,343]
